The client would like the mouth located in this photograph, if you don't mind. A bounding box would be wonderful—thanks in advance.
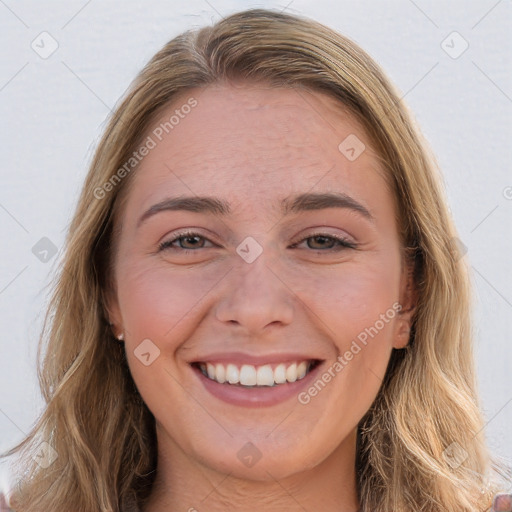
[191,359,323,388]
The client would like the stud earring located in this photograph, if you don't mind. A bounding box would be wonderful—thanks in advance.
[117,333,124,341]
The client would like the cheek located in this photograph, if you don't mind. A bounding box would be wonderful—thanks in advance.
[290,257,401,334]
[116,259,224,341]
[292,267,400,428]
[117,261,220,423]
[289,255,401,383]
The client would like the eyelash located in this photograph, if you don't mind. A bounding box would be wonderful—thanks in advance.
[158,230,358,253]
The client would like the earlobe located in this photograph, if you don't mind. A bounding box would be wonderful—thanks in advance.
[107,320,124,341]
[393,255,418,349]
[103,287,123,341]
[394,320,411,349]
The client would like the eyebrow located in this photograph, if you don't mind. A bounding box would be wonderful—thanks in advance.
[137,192,374,227]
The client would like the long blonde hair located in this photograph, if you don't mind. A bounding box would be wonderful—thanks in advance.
[3,8,509,511]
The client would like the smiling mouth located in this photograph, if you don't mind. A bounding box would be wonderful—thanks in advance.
[191,359,322,387]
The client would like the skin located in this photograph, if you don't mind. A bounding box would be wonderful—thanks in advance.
[107,81,416,512]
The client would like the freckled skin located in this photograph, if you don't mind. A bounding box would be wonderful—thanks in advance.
[108,82,415,512]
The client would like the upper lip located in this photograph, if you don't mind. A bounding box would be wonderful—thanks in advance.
[189,351,324,366]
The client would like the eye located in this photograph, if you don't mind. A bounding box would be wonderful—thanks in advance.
[158,230,357,254]
[158,231,215,252]
[291,232,357,251]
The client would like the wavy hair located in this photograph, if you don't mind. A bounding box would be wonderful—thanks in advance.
[3,8,509,512]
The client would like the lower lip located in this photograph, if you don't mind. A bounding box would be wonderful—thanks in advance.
[191,362,324,408]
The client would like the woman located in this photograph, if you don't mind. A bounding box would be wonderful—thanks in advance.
[2,8,510,512]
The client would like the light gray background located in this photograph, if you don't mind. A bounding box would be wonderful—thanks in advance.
[1,0,511,492]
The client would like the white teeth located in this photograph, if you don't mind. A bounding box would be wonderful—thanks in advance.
[274,363,287,384]
[198,360,314,387]
[226,364,239,384]
[256,365,274,386]
[215,363,226,383]
[240,365,257,386]
[297,361,308,379]
[286,363,297,383]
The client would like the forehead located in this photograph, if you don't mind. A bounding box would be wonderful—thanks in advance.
[123,82,390,221]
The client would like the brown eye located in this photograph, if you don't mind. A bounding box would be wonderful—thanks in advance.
[292,233,357,251]
[178,235,206,249]
[159,232,213,252]
[306,235,338,250]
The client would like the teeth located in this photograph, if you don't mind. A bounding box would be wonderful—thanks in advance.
[256,365,274,386]
[215,363,226,383]
[240,365,257,386]
[226,364,239,384]
[274,363,286,384]
[198,360,314,387]
[286,363,297,383]
[297,361,308,379]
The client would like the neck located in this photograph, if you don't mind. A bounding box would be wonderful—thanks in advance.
[143,428,360,512]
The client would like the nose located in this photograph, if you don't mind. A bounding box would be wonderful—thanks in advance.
[214,251,294,333]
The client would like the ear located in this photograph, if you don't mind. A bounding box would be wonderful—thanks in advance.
[102,283,123,340]
[393,251,418,349]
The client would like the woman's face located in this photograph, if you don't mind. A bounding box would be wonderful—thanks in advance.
[108,82,414,481]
